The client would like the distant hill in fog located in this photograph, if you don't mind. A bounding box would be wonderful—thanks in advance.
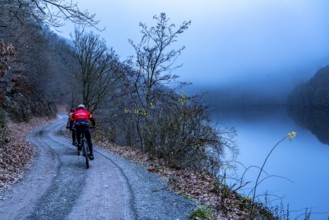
[287,65,329,109]
[183,63,329,110]
[186,82,290,110]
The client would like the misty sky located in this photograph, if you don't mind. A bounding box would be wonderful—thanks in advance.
[58,0,329,91]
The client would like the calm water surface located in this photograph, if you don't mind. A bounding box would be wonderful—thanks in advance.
[214,107,329,219]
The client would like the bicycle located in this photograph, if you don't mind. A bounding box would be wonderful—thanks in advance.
[77,132,91,169]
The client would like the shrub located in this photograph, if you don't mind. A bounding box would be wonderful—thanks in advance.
[189,205,215,220]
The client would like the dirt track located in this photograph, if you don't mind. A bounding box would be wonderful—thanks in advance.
[0,115,195,220]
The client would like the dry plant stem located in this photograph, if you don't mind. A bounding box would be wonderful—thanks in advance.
[249,136,288,219]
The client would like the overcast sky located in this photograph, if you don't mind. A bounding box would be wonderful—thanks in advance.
[58,0,329,90]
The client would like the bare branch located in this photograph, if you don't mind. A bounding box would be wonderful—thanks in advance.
[1,0,102,30]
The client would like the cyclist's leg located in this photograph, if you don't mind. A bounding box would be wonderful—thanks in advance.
[72,129,77,145]
[76,127,82,148]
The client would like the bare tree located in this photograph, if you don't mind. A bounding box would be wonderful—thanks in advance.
[128,13,191,107]
[126,13,191,149]
[0,40,15,147]
[0,0,99,29]
[72,29,122,112]
[0,39,16,78]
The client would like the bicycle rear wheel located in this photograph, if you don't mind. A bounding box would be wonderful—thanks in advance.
[82,139,89,169]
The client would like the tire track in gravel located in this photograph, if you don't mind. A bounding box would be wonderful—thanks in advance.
[0,115,136,220]
[0,123,60,219]
[26,119,89,220]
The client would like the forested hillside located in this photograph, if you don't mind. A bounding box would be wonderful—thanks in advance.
[287,65,329,109]
[286,65,329,146]
[0,2,80,144]
[0,27,75,119]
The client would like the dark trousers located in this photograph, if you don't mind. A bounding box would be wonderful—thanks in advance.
[71,129,76,143]
[76,127,93,155]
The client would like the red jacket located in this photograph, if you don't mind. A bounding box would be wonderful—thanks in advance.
[70,109,95,126]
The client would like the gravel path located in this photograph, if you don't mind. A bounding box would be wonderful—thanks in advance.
[0,114,195,220]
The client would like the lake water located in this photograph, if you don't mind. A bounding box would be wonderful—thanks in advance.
[212,107,329,219]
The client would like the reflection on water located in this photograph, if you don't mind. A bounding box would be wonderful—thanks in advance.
[288,107,329,145]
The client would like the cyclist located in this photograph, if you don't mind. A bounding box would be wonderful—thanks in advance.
[66,108,77,145]
[69,104,96,160]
